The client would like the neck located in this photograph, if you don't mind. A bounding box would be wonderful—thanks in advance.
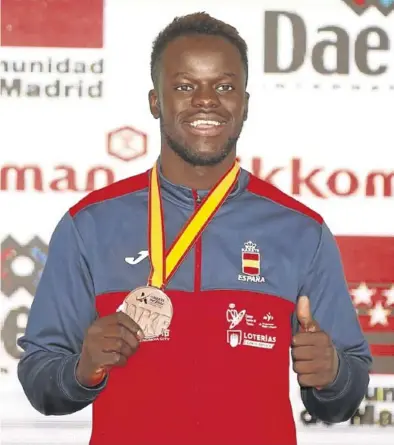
[159,146,236,190]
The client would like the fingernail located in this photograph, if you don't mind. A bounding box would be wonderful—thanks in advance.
[137,329,145,340]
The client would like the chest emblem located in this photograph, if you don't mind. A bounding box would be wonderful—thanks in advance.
[238,241,265,284]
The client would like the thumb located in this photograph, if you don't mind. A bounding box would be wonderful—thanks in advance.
[296,296,317,332]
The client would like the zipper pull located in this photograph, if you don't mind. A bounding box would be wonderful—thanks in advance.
[193,190,201,206]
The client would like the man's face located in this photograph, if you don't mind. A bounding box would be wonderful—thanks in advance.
[149,34,249,167]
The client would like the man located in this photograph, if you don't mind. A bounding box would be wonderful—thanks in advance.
[18,12,371,445]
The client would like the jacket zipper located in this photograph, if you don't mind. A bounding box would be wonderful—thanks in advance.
[192,190,202,292]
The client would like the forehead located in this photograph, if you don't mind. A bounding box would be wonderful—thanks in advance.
[160,34,245,80]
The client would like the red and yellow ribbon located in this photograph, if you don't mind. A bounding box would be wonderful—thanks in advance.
[148,162,240,288]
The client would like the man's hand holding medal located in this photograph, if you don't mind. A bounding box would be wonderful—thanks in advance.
[75,312,144,387]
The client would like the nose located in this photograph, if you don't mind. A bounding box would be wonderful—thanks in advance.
[191,85,220,109]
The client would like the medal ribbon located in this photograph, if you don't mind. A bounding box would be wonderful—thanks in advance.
[148,161,240,289]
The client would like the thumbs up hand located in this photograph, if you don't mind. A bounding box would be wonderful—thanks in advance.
[291,296,339,389]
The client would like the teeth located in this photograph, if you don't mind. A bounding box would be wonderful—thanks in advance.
[190,119,222,127]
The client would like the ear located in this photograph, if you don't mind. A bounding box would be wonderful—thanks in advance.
[149,89,160,119]
[243,92,250,121]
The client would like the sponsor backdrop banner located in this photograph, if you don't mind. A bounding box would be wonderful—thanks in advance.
[0,0,393,443]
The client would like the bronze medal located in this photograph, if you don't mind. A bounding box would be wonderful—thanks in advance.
[119,286,173,340]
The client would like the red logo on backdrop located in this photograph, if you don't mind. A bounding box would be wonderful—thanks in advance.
[107,126,148,162]
[240,157,394,199]
[0,0,104,48]
[336,235,394,374]
[0,125,148,192]
[341,0,394,16]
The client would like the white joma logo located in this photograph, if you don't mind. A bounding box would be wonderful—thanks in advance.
[125,250,149,265]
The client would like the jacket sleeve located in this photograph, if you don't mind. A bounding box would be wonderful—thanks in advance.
[17,211,107,416]
[295,221,372,423]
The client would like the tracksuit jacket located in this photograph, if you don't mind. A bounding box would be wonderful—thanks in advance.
[17,163,372,445]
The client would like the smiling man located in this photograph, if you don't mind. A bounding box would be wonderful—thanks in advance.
[17,12,371,445]
[149,26,248,186]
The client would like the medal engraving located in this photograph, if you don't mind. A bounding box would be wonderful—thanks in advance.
[119,286,173,339]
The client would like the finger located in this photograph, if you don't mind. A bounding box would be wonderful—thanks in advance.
[102,324,140,352]
[100,351,128,368]
[296,295,320,332]
[296,296,316,331]
[297,373,324,388]
[292,331,327,347]
[88,349,129,371]
[97,312,145,341]
[304,320,320,333]
[115,311,145,340]
[291,345,318,361]
[101,337,138,359]
[293,360,321,375]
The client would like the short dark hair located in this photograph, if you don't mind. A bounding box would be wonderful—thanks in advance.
[150,12,248,87]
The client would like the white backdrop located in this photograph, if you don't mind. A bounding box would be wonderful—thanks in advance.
[1,0,393,444]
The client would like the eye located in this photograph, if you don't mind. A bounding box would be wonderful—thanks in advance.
[175,84,193,91]
[217,84,234,92]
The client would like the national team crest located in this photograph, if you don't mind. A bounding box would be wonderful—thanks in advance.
[241,241,260,276]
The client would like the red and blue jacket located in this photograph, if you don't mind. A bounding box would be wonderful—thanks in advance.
[18,165,371,445]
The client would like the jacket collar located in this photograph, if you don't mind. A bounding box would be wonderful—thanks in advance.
[155,159,250,209]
